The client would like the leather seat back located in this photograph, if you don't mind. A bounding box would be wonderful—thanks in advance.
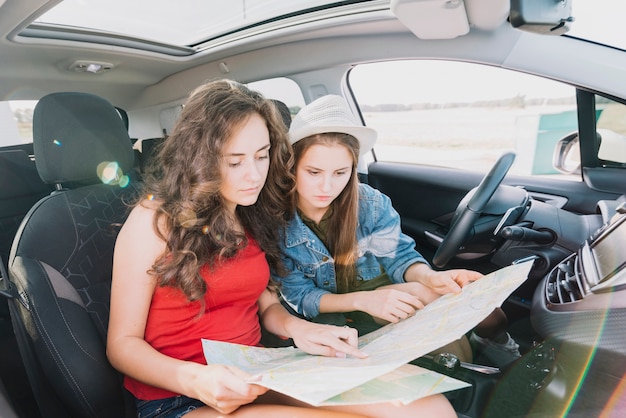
[5,92,139,417]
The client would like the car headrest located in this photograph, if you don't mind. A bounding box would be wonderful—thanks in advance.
[33,92,135,186]
[272,99,292,129]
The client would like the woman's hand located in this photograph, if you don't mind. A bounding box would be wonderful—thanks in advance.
[424,269,483,295]
[285,318,367,359]
[405,263,483,295]
[187,363,268,414]
[258,289,367,359]
[353,288,424,323]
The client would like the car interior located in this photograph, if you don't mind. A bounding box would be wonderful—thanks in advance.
[1,0,625,417]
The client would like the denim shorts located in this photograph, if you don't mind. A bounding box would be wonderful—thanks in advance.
[136,395,206,418]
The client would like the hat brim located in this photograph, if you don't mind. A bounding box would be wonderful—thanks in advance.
[289,124,377,157]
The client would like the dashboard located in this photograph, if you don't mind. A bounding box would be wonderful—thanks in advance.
[532,200,626,354]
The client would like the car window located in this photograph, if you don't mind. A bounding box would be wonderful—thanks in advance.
[596,96,626,166]
[247,77,305,115]
[349,60,582,179]
[0,100,36,147]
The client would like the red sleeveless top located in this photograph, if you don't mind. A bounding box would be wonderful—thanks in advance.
[124,237,269,400]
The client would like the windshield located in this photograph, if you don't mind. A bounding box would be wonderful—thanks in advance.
[567,0,625,51]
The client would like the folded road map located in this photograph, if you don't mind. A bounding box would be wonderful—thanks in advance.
[202,260,533,406]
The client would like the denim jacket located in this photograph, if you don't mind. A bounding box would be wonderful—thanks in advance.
[275,183,428,319]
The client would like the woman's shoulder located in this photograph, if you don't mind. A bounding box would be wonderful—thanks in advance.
[127,199,159,222]
[358,183,387,204]
[121,199,164,240]
[357,184,394,225]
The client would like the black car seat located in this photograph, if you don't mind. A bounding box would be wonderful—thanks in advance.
[138,136,165,173]
[271,99,292,129]
[0,149,54,268]
[2,92,139,417]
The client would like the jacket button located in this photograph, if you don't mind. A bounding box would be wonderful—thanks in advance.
[323,281,329,286]
[322,256,329,262]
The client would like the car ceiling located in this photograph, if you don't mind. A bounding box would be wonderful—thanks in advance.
[2,0,626,113]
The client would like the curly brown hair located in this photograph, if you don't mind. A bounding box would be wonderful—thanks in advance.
[140,79,294,302]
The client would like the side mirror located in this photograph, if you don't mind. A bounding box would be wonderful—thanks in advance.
[553,132,581,174]
[553,129,626,175]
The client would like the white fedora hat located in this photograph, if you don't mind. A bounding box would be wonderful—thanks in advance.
[289,95,377,156]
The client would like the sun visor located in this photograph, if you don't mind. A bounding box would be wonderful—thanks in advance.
[391,0,510,40]
[391,0,469,39]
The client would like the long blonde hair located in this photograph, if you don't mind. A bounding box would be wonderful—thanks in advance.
[292,133,360,293]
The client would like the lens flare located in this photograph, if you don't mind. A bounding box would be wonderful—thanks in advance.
[601,372,626,417]
[555,297,614,417]
[178,208,198,228]
[96,161,130,187]
[118,175,130,187]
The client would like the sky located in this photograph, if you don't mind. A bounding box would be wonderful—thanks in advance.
[349,61,574,106]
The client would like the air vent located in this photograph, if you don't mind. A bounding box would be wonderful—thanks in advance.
[545,254,588,303]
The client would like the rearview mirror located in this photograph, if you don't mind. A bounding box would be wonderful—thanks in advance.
[510,0,573,35]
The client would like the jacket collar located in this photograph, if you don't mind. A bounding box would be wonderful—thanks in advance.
[284,212,311,248]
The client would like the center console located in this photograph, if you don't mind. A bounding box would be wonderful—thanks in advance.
[532,207,626,353]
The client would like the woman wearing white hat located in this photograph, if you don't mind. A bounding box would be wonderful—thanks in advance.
[275,95,521,368]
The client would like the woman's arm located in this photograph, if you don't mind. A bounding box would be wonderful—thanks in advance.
[107,203,176,389]
[274,254,332,319]
[359,187,426,283]
[319,288,424,323]
[364,186,482,295]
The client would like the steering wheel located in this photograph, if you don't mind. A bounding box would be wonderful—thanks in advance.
[432,151,516,268]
